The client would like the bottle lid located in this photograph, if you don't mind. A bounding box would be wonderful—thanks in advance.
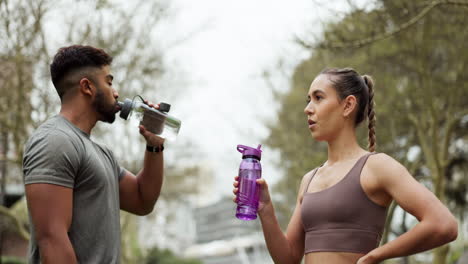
[118,98,133,120]
[159,102,171,113]
[237,144,262,160]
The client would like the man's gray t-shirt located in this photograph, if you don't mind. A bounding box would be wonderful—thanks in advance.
[23,115,125,263]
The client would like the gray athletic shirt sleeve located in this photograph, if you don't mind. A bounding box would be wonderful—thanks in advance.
[23,130,82,187]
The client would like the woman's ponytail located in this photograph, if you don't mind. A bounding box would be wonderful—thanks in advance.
[363,75,376,152]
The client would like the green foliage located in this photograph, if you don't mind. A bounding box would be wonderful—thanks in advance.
[144,247,203,264]
[120,211,144,264]
[0,256,26,264]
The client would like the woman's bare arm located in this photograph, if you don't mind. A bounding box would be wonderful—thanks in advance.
[358,154,458,263]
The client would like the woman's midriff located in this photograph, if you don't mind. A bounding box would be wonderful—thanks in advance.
[305,252,364,264]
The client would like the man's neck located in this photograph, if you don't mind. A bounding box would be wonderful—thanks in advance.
[59,105,98,134]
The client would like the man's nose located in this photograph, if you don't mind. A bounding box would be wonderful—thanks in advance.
[113,89,119,99]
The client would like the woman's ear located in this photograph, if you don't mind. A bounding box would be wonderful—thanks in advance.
[343,95,357,118]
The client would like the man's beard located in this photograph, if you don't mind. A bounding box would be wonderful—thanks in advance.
[92,88,117,124]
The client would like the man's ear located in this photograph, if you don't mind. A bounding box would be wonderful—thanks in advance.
[79,78,93,97]
[343,95,357,118]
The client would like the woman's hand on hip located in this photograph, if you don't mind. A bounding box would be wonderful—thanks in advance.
[356,253,380,264]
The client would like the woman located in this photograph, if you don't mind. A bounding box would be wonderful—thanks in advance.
[232,68,458,264]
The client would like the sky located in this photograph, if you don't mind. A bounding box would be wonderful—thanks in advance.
[159,0,320,205]
[149,0,373,205]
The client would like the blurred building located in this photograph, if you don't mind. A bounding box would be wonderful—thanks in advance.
[184,197,272,264]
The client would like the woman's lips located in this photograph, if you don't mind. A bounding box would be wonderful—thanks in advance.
[308,119,316,128]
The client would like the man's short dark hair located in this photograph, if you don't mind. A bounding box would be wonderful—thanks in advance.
[50,45,113,100]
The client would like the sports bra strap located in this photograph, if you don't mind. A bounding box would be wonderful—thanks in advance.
[303,168,319,196]
[354,152,377,177]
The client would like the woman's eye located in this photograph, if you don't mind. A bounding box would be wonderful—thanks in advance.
[315,95,322,101]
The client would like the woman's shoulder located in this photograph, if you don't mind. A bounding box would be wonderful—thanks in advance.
[366,152,408,181]
[368,152,403,166]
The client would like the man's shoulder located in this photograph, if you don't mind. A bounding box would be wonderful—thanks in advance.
[27,116,86,152]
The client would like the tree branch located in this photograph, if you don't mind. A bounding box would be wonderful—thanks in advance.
[315,0,468,50]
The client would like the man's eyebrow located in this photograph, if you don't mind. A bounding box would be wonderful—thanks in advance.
[106,74,114,81]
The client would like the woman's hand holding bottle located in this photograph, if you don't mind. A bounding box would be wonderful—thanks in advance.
[233,176,272,215]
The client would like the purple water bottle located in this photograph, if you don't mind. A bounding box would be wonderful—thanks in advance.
[236,144,262,221]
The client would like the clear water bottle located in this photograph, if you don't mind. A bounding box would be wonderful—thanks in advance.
[117,96,181,140]
[236,144,262,221]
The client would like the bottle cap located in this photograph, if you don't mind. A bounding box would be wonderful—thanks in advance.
[237,144,262,160]
[159,102,171,113]
[118,98,133,120]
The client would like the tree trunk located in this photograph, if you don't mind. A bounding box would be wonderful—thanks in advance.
[411,83,454,264]
[381,200,397,245]
[401,212,410,264]
[0,131,8,264]
[433,244,449,264]
[0,131,8,206]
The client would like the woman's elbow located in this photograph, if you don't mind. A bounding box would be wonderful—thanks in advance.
[434,216,458,243]
[445,217,458,242]
[290,249,304,264]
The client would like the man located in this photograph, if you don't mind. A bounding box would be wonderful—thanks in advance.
[22,45,165,263]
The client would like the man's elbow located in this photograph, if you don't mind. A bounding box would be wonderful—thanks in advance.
[36,229,70,253]
[36,228,61,246]
[36,230,77,263]
[135,203,155,216]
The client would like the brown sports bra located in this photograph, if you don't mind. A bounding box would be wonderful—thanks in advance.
[301,152,387,254]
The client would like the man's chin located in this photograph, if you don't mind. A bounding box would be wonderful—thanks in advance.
[99,114,116,124]
[103,119,116,124]
[104,117,116,124]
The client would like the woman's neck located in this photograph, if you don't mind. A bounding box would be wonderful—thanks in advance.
[326,126,367,165]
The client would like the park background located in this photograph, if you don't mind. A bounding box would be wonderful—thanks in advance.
[0,0,467,263]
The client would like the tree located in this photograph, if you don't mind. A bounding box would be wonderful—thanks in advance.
[267,0,467,263]
[0,0,50,258]
[0,0,201,262]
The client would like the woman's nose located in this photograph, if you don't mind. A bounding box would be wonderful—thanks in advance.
[304,102,314,115]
